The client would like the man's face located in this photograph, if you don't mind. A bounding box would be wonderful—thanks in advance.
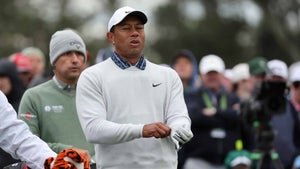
[28,55,45,76]
[53,51,85,84]
[238,79,253,92]
[19,71,32,87]
[0,76,12,95]
[291,81,300,101]
[107,16,145,63]
[173,56,193,81]
[201,71,222,91]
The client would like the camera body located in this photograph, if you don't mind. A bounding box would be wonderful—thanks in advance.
[241,81,287,125]
[241,80,287,155]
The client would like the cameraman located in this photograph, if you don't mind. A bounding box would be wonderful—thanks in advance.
[268,60,300,169]
[288,62,300,169]
[246,59,300,169]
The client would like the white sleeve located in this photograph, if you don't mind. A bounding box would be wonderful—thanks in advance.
[165,71,192,128]
[76,69,144,144]
[0,91,56,169]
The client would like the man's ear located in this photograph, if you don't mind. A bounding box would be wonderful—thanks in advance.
[106,32,115,44]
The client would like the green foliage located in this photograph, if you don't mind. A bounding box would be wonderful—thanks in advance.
[151,0,300,67]
[0,0,111,65]
[0,0,299,68]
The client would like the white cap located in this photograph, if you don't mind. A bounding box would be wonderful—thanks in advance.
[230,156,252,167]
[289,61,300,83]
[199,54,225,74]
[267,59,288,79]
[108,6,147,32]
[232,63,250,83]
[224,69,234,81]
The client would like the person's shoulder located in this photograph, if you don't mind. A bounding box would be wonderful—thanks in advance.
[32,80,52,89]
[24,80,53,95]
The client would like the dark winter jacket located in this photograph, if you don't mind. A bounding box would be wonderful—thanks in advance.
[272,98,300,169]
[182,86,254,165]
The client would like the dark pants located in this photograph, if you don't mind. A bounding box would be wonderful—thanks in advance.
[0,148,20,169]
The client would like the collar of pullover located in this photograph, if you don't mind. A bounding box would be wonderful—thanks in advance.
[111,52,146,70]
[53,76,76,92]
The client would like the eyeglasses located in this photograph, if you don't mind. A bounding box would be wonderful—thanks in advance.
[293,81,300,88]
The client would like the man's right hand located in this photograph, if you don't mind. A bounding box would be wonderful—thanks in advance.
[142,122,171,138]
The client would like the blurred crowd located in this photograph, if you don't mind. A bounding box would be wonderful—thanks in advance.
[0,44,300,169]
[170,49,300,169]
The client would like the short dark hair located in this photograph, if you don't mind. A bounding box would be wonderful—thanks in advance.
[110,26,115,33]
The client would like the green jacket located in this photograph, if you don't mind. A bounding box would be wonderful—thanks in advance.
[18,78,95,157]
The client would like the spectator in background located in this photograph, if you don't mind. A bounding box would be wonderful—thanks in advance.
[183,54,254,169]
[0,59,25,168]
[268,59,299,169]
[246,59,299,169]
[231,63,252,101]
[171,49,201,94]
[22,47,50,88]
[248,57,268,81]
[94,47,113,64]
[10,53,33,89]
[18,29,94,162]
[221,69,234,93]
[170,49,201,169]
[224,149,252,169]
[267,59,288,82]
[84,50,93,69]
[248,57,268,93]
[284,61,300,168]
[0,59,25,111]
[289,61,300,116]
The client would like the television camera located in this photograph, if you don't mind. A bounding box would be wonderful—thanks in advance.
[241,81,287,169]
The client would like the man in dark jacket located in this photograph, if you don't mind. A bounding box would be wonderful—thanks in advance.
[182,55,254,169]
[271,61,300,169]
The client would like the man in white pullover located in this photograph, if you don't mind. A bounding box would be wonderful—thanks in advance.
[0,91,56,169]
[76,6,193,169]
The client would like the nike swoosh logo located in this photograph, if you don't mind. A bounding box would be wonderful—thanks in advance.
[152,83,162,87]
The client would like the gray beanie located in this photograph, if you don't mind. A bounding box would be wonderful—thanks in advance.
[49,29,86,65]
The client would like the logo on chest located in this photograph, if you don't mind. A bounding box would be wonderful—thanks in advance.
[44,105,64,113]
